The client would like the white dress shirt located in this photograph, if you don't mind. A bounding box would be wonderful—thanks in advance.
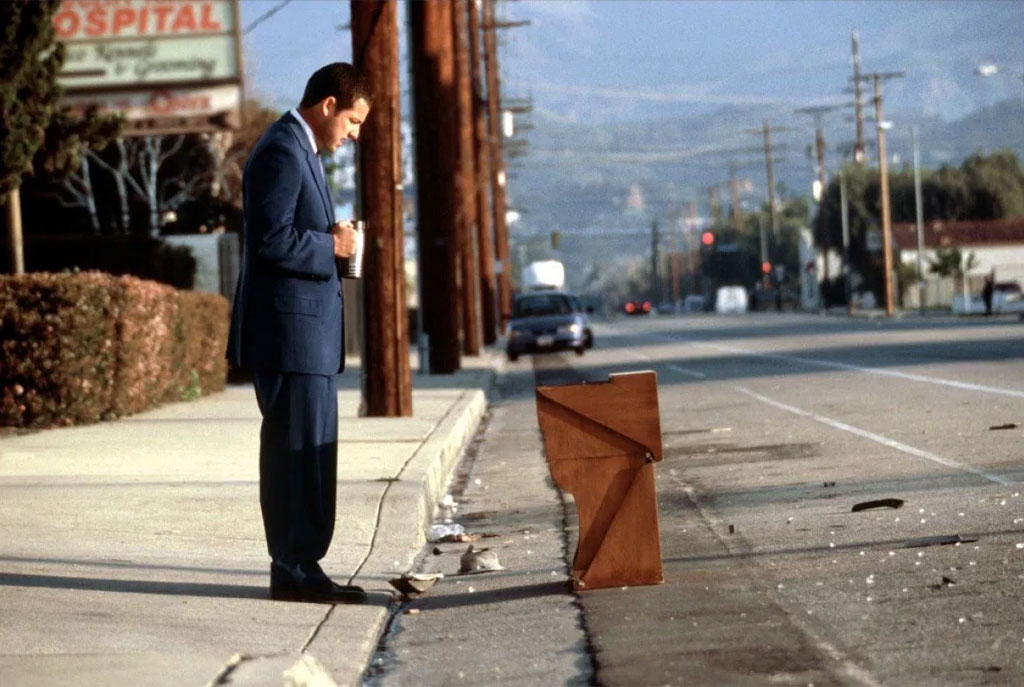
[289,108,319,154]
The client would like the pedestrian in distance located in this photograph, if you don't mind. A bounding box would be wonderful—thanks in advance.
[226,63,372,604]
[982,270,994,316]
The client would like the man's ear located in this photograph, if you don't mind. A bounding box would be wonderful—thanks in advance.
[321,96,337,117]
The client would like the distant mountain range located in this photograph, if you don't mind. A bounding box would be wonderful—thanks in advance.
[507,98,1024,236]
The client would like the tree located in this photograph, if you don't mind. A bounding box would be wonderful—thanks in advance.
[927,245,977,279]
[55,151,101,234]
[88,135,216,237]
[1,0,62,273]
[217,99,281,206]
[815,151,1024,307]
[1,0,120,272]
[928,245,978,313]
[961,150,1024,219]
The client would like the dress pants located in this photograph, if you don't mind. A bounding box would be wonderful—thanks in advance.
[252,370,338,565]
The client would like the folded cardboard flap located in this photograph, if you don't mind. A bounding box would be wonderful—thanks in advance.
[536,370,664,590]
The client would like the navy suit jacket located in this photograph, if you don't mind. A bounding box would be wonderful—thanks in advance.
[226,112,345,375]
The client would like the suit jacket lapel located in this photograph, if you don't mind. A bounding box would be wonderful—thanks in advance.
[283,112,334,225]
[305,148,334,225]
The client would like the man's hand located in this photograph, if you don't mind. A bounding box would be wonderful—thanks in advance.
[332,220,356,259]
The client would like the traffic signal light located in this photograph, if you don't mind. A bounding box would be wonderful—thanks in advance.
[761,261,772,274]
[701,231,715,246]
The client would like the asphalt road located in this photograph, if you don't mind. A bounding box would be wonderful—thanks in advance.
[371,312,1024,686]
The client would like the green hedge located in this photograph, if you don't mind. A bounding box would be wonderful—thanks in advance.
[0,271,229,429]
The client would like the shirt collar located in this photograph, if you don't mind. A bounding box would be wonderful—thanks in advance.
[289,108,318,155]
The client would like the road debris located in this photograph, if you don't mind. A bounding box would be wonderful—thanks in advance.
[458,544,504,574]
[989,423,1019,430]
[929,575,957,590]
[389,572,444,596]
[429,523,476,542]
[851,498,905,512]
[823,481,836,488]
[440,493,458,522]
[904,534,979,549]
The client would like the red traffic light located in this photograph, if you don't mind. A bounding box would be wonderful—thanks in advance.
[761,261,772,274]
[701,231,715,246]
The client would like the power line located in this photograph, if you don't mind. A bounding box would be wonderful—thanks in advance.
[243,0,294,36]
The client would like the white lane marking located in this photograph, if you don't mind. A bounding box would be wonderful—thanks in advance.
[735,386,1013,486]
[708,340,1024,400]
[625,349,706,378]
[669,364,706,379]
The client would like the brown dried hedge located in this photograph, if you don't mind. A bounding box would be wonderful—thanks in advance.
[0,271,229,429]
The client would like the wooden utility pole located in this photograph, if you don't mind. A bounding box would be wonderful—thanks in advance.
[729,165,742,230]
[670,219,681,305]
[688,200,700,295]
[482,0,511,327]
[452,0,481,356]
[796,104,844,291]
[748,119,785,290]
[863,70,905,317]
[410,0,461,373]
[708,186,721,225]
[851,31,866,164]
[467,0,497,345]
[351,0,412,415]
[649,219,660,302]
[5,190,24,275]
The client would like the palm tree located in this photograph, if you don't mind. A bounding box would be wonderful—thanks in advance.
[928,246,978,313]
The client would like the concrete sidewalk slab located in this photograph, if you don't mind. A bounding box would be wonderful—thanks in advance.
[0,355,499,687]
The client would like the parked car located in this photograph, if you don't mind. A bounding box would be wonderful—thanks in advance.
[623,299,652,316]
[995,281,1023,313]
[506,291,593,362]
[683,294,706,312]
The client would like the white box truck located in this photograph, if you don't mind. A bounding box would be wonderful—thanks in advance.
[521,260,566,291]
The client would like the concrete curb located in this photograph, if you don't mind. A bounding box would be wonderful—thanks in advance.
[306,366,498,687]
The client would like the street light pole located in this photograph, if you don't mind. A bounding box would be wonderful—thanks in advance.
[912,126,926,316]
[840,167,852,315]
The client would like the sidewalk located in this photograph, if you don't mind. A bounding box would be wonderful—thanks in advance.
[0,353,500,687]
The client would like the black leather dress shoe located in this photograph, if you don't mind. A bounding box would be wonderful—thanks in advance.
[270,560,368,604]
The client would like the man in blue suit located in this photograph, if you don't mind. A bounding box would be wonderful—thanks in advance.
[227,63,371,604]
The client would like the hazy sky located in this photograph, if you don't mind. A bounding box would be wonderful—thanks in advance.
[240,0,1024,122]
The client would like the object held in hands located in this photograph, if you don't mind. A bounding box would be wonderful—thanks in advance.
[536,371,664,591]
[339,220,365,279]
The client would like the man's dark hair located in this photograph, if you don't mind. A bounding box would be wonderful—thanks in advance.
[300,63,373,110]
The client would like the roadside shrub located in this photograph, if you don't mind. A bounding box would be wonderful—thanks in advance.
[0,271,229,429]
[178,289,229,396]
[0,272,119,427]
